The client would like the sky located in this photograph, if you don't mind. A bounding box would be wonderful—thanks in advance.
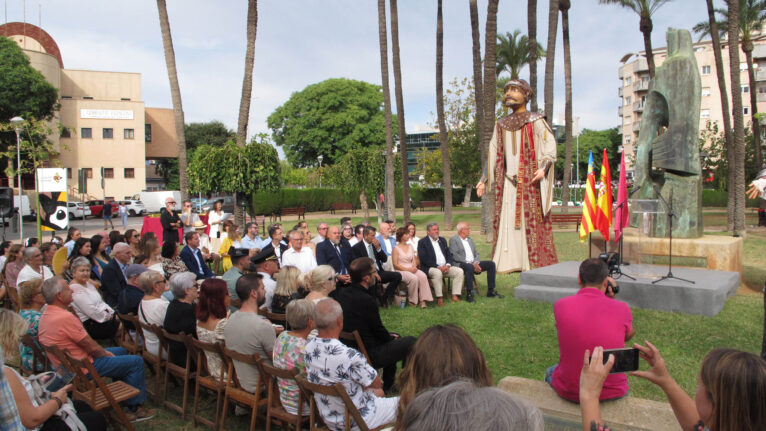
[4,0,708,155]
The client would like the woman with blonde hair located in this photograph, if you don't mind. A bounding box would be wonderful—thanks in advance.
[140,237,165,276]
[271,265,303,314]
[137,270,170,358]
[1,244,24,310]
[18,278,46,372]
[218,220,241,273]
[302,265,336,303]
[300,227,316,256]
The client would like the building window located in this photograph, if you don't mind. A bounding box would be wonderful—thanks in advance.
[120,98,131,101]
[701,65,711,75]
[61,95,72,99]
[740,62,748,71]
[742,85,749,93]
[60,128,71,138]
[66,168,72,179]
[103,128,113,139]
[84,168,93,179]
[103,168,114,179]
[760,86,766,93]
[625,136,632,144]
[702,87,711,97]
[694,47,705,53]
[744,106,750,115]
[625,96,631,105]
[124,168,135,179]
[145,124,152,142]
[701,110,710,119]
[83,96,93,100]
[124,128,135,139]
[81,128,92,139]
[625,76,632,86]
[624,115,632,123]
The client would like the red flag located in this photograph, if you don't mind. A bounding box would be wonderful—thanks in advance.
[614,152,629,242]
[595,149,613,240]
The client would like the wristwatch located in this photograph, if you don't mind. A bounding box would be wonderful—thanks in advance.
[53,397,63,409]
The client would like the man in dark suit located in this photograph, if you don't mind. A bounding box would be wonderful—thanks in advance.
[449,222,503,299]
[316,225,352,286]
[180,231,215,280]
[335,257,415,392]
[256,225,289,264]
[417,222,467,305]
[351,226,402,307]
[101,242,132,307]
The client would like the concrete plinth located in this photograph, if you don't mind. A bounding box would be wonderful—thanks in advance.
[515,260,739,316]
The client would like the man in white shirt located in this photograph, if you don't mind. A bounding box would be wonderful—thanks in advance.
[193,222,220,269]
[241,222,268,252]
[348,224,364,247]
[416,223,466,305]
[252,249,279,311]
[281,230,317,273]
[310,222,328,245]
[376,222,396,258]
[449,222,503,299]
[180,200,201,236]
[16,247,54,285]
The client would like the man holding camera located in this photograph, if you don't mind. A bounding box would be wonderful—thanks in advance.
[545,258,634,402]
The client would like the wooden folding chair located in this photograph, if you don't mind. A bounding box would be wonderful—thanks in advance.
[42,344,139,431]
[295,375,392,431]
[136,321,165,402]
[219,346,269,431]
[189,338,226,429]
[116,313,144,356]
[338,330,371,364]
[258,308,288,329]
[259,361,309,431]
[160,330,196,419]
[19,334,48,376]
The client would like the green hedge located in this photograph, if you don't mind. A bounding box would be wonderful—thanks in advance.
[251,188,361,214]
[702,189,759,208]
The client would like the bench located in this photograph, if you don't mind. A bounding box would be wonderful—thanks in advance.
[271,207,306,222]
[550,213,581,231]
[420,200,444,211]
[329,203,355,214]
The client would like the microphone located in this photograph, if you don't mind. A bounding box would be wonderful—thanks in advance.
[628,184,642,197]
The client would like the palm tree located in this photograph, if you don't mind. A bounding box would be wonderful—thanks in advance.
[495,30,546,80]
[544,0,559,122]
[234,0,257,225]
[598,0,673,79]
[694,0,765,171]
[156,0,188,200]
[390,0,410,222]
[482,0,500,241]
[436,0,452,229]
[560,0,574,213]
[469,0,489,234]
[726,0,746,236]
[528,0,539,112]
[378,0,396,222]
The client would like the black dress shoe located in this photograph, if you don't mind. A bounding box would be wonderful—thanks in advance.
[487,289,505,298]
[466,293,476,303]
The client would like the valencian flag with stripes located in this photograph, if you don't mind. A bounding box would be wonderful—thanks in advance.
[595,148,613,241]
[578,150,597,242]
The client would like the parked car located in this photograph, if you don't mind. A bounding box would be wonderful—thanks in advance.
[201,195,235,213]
[119,200,146,216]
[137,191,182,214]
[86,200,118,218]
[68,202,92,219]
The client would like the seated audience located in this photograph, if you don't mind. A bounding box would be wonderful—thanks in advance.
[348,224,364,247]
[449,222,503,298]
[302,265,337,303]
[196,278,229,379]
[1,245,24,309]
[546,258,633,402]
[392,228,432,308]
[39,241,58,275]
[311,222,328,246]
[580,344,766,431]
[91,235,110,278]
[272,299,315,416]
[63,227,81,258]
[400,379,544,431]
[69,257,120,340]
[282,230,317,274]
[259,225,288,264]
[270,266,302,314]
[304,298,398,430]
[193,221,220,270]
[117,264,149,317]
[38,277,155,421]
[341,224,355,244]
[180,231,215,280]
[350,226,402,307]
[376,222,396,258]
[125,229,141,257]
[0,309,108,430]
[161,240,188,279]
[241,221,267,251]
[137,270,170,358]
[16,247,54,286]
[218,221,241,272]
[224,273,277,393]
[141,237,165,277]
[163,272,199,368]
[404,222,419,255]
[316,226,352,287]
[63,238,96,283]
[17,279,46,373]
[222,248,250,311]
[417,223,466,305]
[108,230,124,249]
[100,243,132,308]
[336,257,416,392]
[253,249,279,311]
[0,240,12,270]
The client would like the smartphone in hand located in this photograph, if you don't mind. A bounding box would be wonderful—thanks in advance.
[601,347,639,374]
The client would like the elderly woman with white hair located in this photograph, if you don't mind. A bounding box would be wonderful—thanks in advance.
[69,256,120,340]
[136,270,170,358]
[163,271,199,367]
[272,299,316,416]
[15,247,54,286]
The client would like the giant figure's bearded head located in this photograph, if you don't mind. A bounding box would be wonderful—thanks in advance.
[503,79,533,110]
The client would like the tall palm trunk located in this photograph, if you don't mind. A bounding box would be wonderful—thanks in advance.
[544,0,559,122]
[743,42,762,169]
[482,0,499,242]
[705,0,734,230]
[528,0,539,112]
[436,0,452,229]
[156,0,188,200]
[560,0,573,213]
[727,0,746,237]
[469,0,488,234]
[235,0,258,226]
[390,0,410,222]
[640,15,656,78]
[378,0,396,222]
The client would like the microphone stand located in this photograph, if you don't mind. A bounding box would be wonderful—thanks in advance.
[611,198,635,280]
[652,185,694,285]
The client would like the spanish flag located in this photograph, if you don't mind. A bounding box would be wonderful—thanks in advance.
[579,151,597,242]
[595,148,613,241]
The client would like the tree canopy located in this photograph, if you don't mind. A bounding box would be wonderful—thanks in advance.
[0,38,58,123]
[185,120,236,153]
[496,30,545,79]
[555,127,621,183]
[267,78,395,167]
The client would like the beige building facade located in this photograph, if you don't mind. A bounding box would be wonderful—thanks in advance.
[618,35,766,176]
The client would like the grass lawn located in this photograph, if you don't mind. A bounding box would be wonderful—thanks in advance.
[137,208,764,430]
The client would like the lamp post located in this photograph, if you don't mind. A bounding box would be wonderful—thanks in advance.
[10,117,24,241]
[317,155,323,188]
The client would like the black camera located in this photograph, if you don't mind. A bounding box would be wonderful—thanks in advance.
[599,252,621,275]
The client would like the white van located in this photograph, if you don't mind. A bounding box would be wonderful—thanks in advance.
[14,195,32,218]
[136,191,182,214]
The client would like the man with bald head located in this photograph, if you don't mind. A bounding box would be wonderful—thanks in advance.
[101,242,133,307]
[449,222,503,299]
[316,225,352,285]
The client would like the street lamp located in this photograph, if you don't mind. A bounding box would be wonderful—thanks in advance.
[317,155,324,188]
[10,116,24,241]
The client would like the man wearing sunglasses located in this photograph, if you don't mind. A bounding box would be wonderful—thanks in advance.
[160,197,182,244]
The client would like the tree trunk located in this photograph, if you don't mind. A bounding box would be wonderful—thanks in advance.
[640,16,655,79]
[705,0,735,230]
[469,0,489,234]
[390,0,410,223]
[360,190,370,221]
[482,0,499,242]
[544,0,559,123]
[744,44,762,169]
[463,186,472,207]
[528,0,538,112]
[436,0,452,230]
[727,0,746,237]
[560,1,573,213]
[156,0,188,200]
[378,0,396,222]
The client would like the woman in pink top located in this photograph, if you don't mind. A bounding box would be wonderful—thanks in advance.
[392,227,433,308]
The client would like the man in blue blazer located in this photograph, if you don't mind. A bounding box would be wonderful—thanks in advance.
[316,225,353,286]
[180,231,215,280]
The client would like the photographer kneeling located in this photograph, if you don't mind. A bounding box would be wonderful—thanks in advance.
[544,258,634,402]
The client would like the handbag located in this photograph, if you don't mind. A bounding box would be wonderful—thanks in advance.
[27,372,87,431]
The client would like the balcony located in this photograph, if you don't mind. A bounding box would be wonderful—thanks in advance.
[618,87,623,97]
[633,122,641,132]
[633,57,649,73]
[633,80,650,92]
[618,67,624,79]
[758,92,766,102]
[756,69,766,82]
[633,101,645,112]
[618,106,623,116]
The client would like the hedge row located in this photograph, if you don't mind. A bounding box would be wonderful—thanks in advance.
[701,189,759,208]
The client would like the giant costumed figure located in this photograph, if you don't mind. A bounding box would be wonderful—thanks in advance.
[476,79,558,272]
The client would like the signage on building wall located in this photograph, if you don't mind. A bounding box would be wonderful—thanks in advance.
[80,109,134,120]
